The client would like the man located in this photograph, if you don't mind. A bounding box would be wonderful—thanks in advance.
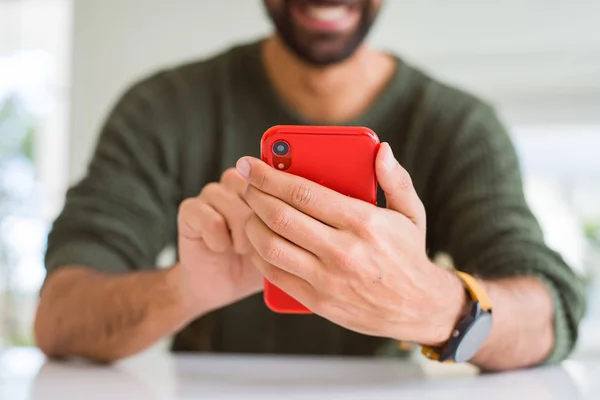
[35,0,585,371]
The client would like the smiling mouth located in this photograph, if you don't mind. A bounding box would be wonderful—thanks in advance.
[290,0,362,33]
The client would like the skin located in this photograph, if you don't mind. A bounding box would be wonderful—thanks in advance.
[35,0,555,370]
[236,145,554,371]
[262,0,395,123]
[264,0,382,66]
[36,169,264,362]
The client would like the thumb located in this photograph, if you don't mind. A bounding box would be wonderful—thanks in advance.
[376,143,426,232]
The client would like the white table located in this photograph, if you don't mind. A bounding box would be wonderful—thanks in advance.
[1,347,598,400]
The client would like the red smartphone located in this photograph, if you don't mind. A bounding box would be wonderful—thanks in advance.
[260,125,380,314]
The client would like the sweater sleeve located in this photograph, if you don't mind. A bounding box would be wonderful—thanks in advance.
[427,103,586,364]
[45,73,183,276]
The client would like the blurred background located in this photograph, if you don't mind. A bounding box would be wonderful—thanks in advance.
[0,0,599,353]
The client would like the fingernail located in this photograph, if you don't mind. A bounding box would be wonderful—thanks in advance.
[383,144,397,170]
[236,158,250,178]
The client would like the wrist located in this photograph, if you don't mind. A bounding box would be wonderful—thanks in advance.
[166,263,210,323]
[421,266,469,347]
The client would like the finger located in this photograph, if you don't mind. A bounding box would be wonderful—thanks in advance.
[196,204,233,252]
[236,157,371,230]
[220,170,253,253]
[217,197,252,254]
[245,184,336,257]
[375,143,426,232]
[178,199,232,252]
[245,213,322,284]
[247,242,317,310]
[202,182,252,254]
[220,168,248,200]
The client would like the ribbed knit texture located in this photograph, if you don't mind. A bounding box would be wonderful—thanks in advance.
[46,41,585,362]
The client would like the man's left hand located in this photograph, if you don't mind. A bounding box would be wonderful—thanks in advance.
[236,143,465,346]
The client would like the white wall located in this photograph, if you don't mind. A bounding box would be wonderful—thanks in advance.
[70,0,600,182]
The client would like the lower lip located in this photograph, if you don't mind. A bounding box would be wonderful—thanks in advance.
[290,4,361,33]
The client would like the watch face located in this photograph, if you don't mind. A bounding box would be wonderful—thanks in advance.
[454,313,493,363]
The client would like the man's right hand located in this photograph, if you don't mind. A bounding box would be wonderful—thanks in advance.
[175,168,264,319]
[35,168,264,362]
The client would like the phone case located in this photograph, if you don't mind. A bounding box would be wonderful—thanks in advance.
[260,125,380,314]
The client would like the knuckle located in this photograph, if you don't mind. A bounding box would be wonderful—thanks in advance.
[177,199,198,235]
[220,168,238,183]
[330,242,352,267]
[208,212,227,231]
[258,170,271,191]
[289,183,313,208]
[178,198,195,217]
[201,182,220,197]
[178,198,202,226]
[344,207,371,233]
[397,169,414,190]
[263,237,283,263]
[271,207,291,232]
[361,212,382,236]
[336,243,363,273]
[265,265,282,286]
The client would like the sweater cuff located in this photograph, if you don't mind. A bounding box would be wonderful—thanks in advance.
[536,275,573,364]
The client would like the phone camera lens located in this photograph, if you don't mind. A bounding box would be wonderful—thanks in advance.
[272,141,289,156]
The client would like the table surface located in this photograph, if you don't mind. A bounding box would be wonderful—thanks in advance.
[1,347,599,400]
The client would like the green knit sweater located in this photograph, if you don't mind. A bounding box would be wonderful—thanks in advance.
[45,41,585,362]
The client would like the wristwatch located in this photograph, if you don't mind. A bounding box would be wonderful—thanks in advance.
[420,271,493,363]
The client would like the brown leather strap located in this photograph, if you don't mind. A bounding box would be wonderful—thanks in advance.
[399,271,492,361]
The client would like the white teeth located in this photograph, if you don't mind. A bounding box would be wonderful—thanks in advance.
[306,5,348,22]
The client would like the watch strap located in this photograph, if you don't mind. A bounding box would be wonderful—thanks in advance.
[409,271,492,361]
[456,271,492,311]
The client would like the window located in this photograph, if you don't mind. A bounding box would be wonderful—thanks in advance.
[0,0,71,347]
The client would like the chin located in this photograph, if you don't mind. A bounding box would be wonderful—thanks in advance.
[266,0,381,66]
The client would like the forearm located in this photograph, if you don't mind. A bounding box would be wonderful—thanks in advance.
[420,270,555,371]
[470,276,554,371]
[35,265,195,362]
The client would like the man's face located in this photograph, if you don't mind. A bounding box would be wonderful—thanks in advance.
[263,0,383,66]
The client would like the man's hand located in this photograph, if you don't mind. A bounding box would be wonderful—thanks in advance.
[35,169,264,362]
[236,143,465,346]
[176,168,263,319]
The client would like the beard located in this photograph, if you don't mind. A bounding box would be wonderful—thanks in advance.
[264,0,382,67]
